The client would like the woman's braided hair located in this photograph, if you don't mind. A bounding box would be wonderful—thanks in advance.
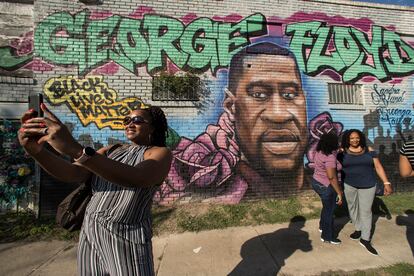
[145,105,168,147]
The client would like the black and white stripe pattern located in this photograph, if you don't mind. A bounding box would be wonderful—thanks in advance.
[400,141,414,168]
[78,144,157,276]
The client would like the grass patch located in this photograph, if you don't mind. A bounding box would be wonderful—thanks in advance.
[0,212,79,243]
[153,192,414,235]
[1,192,413,241]
[177,203,251,232]
[384,262,414,275]
[381,193,414,214]
[320,262,414,275]
[161,195,322,233]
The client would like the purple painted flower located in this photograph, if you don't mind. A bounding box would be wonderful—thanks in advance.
[309,112,342,139]
[155,113,241,204]
[306,112,343,169]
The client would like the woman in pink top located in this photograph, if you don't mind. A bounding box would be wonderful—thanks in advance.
[311,132,343,244]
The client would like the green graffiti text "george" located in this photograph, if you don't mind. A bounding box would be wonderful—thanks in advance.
[34,10,267,75]
[286,21,414,83]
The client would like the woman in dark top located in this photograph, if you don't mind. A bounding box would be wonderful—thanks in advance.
[18,104,172,275]
[340,129,392,256]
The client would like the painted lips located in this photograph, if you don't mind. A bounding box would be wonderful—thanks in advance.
[261,129,300,155]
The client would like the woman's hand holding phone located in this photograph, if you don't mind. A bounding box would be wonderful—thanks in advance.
[22,104,82,157]
[19,101,87,159]
[18,108,45,156]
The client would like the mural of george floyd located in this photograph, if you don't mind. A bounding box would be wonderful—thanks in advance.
[1,0,414,213]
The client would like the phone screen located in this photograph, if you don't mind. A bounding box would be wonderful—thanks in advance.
[28,94,44,117]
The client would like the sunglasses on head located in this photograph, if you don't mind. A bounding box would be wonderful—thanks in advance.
[123,116,149,126]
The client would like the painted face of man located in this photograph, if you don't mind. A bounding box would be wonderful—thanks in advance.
[227,54,307,174]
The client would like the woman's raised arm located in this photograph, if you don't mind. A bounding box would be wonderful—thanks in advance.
[19,108,91,183]
[23,104,173,188]
[28,147,91,183]
[399,154,414,178]
[76,146,172,188]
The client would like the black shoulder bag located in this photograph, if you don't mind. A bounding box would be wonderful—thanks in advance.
[56,144,122,231]
[56,180,92,231]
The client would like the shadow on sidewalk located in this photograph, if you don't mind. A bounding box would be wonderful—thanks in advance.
[396,209,414,257]
[228,216,312,276]
[370,197,392,240]
[372,197,392,220]
[333,202,351,239]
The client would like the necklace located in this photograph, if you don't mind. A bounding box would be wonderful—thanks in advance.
[348,147,363,154]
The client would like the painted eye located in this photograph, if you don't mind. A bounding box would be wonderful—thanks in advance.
[251,92,268,100]
[248,88,269,101]
[281,90,298,100]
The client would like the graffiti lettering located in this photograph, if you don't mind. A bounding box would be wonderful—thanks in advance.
[286,21,414,83]
[43,76,146,129]
[0,47,32,71]
[371,84,405,106]
[369,84,411,127]
[0,31,34,72]
[377,107,412,126]
[35,11,267,75]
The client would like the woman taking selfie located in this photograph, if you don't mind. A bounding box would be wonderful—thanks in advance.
[18,103,172,276]
[340,129,392,256]
[399,140,414,178]
[311,132,343,245]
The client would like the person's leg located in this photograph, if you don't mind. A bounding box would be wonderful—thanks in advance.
[98,225,155,276]
[344,183,360,230]
[357,186,376,241]
[356,186,379,255]
[106,239,154,276]
[325,185,338,241]
[78,230,108,276]
[312,179,330,240]
[133,241,155,276]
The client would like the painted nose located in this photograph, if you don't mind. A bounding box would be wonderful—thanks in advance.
[260,95,293,123]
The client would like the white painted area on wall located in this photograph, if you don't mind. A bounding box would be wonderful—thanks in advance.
[0,102,27,119]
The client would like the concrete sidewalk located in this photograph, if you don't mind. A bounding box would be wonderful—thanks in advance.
[0,215,413,276]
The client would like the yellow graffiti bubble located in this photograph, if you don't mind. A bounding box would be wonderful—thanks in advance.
[43,76,147,130]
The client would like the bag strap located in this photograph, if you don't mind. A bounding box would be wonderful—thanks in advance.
[83,173,93,188]
[106,143,123,157]
[82,144,122,188]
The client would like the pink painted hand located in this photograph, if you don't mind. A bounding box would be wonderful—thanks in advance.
[155,112,249,204]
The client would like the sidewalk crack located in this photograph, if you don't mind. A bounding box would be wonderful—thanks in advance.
[155,237,169,276]
[255,228,282,271]
[27,242,75,275]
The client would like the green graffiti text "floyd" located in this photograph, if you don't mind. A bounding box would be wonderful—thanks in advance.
[34,10,267,75]
[286,21,414,83]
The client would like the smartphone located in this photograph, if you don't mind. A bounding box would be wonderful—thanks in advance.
[28,93,44,117]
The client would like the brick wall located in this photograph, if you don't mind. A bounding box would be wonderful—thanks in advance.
[3,0,414,211]
[0,1,34,105]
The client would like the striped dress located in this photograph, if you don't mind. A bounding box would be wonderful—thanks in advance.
[400,141,414,168]
[78,144,158,276]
